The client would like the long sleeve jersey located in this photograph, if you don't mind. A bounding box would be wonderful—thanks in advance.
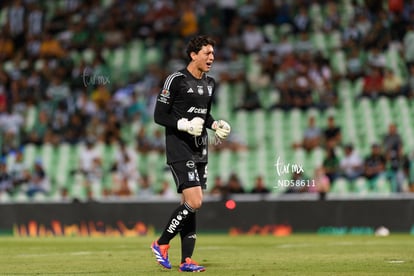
[154,68,216,164]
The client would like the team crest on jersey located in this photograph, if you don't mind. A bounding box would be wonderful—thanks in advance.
[161,89,170,98]
[207,86,212,96]
[188,171,195,181]
[187,88,194,93]
[197,86,203,95]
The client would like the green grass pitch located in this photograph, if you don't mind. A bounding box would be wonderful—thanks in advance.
[0,234,413,275]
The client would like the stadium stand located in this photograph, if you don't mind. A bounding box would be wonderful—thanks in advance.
[0,0,413,202]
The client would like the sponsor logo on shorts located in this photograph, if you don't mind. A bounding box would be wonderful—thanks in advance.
[186,160,195,168]
[188,172,195,181]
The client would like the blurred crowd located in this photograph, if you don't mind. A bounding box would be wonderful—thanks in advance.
[292,117,413,196]
[0,0,414,200]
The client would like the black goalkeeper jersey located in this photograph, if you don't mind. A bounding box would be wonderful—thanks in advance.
[154,68,216,164]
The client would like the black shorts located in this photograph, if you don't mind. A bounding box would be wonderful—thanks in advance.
[169,160,207,193]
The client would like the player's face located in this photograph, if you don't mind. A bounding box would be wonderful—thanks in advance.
[194,45,215,73]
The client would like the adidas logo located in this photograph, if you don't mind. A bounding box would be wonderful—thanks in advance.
[187,88,194,93]
[151,242,171,269]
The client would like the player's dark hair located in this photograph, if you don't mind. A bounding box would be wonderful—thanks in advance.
[186,35,215,61]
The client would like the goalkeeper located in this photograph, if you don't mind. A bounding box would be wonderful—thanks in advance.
[152,35,231,272]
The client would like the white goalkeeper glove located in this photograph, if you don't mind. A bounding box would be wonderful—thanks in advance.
[212,120,231,139]
[177,117,204,136]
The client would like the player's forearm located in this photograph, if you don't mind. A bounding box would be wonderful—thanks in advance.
[154,104,178,128]
[205,114,215,129]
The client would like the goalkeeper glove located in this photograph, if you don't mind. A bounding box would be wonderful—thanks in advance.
[177,117,204,136]
[212,120,231,139]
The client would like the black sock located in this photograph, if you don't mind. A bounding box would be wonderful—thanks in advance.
[158,202,194,245]
[180,212,196,263]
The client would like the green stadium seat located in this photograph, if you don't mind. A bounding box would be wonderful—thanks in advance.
[353,177,370,194]
[352,78,364,97]
[331,177,350,194]
[101,0,114,8]
[269,110,283,135]
[309,3,323,30]
[5,151,14,171]
[128,39,144,73]
[340,0,356,27]
[0,192,12,203]
[82,48,95,64]
[342,107,358,145]
[3,60,14,73]
[235,110,248,145]
[0,8,7,28]
[234,150,249,183]
[40,144,54,175]
[246,53,263,85]
[106,47,129,83]
[263,24,278,43]
[23,144,38,168]
[101,47,111,61]
[288,109,303,146]
[292,148,306,169]
[216,83,230,119]
[326,31,342,50]
[69,50,80,64]
[90,179,103,200]
[112,47,126,69]
[24,105,38,132]
[70,174,88,201]
[13,191,29,203]
[375,176,391,194]
[54,144,71,188]
[310,147,324,168]
[311,31,327,54]
[331,50,346,75]
[48,189,63,201]
[144,151,166,191]
[385,47,402,78]
[252,110,266,143]
[218,150,232,180]
[32,192,48,202]
[337,79,350,100]
[145,47,162,67]
[374,97,392,133]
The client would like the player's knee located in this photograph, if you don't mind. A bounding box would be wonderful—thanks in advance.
[186,198,203,210]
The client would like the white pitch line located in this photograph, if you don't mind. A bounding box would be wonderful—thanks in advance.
[387,260,405,264]
[17,251,93,257]
[70,251,92,256]
[277,243,312,249]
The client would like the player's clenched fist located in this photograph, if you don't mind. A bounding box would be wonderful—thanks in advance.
[212,120,231,139]
[177,117,205,136]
